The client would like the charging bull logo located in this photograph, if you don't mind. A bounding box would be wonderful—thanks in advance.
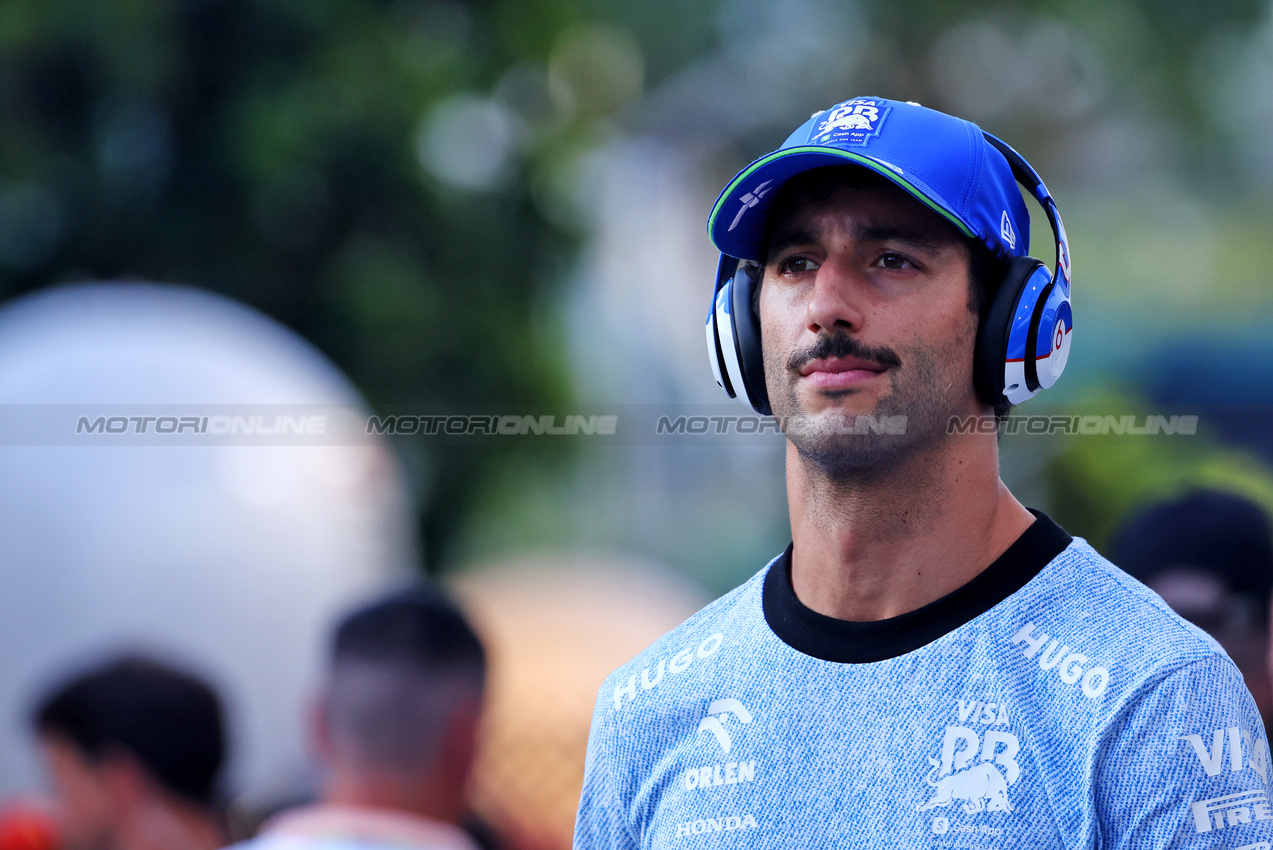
[810,99,890,148]
[825,113,872,131]
[921,761,1011,814]
[918,725,1021,815]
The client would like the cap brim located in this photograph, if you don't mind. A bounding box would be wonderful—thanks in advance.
[708,147,976,262]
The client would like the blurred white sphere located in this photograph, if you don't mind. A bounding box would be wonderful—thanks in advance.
[0,281,416,798]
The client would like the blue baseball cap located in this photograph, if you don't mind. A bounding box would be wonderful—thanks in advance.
[707,96,1030,263]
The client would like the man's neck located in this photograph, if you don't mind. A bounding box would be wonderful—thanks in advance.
[786,431,1033,622]
[116,797,224,850]
[322,771,463,827]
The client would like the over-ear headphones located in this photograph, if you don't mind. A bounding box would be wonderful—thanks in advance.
[705,132,1072,416]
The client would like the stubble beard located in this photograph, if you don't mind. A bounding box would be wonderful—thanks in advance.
[769,340,964,487]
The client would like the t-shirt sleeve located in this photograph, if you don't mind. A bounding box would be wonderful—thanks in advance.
[574,685,640,850]
[1094,653,1273,849]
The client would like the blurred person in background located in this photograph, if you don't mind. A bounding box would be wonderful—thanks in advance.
[31,656,228,850]
[231,586,486,850]
[1109,488,1273,730]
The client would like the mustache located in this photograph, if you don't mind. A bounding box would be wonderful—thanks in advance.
[787,333,902,373]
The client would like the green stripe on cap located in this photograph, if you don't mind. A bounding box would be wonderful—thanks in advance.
[708,146,975,247]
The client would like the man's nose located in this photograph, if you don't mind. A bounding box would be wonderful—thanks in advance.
[805,254,866,335]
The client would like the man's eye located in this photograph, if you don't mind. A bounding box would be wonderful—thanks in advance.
[877,253,913,270]
[778,256,818,275]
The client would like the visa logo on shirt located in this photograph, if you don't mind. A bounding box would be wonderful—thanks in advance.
[956,699,1010,727]
[1181,727,1270,781]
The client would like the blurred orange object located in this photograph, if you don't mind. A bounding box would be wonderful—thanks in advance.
[453,555,706,850]
[0,803,61,850]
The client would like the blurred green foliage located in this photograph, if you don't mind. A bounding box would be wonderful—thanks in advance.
[1047,391,1273,552]
[0,0,717,567]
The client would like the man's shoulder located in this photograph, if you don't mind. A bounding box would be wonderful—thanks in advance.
[1008,536,1230,696]
[222,836,296,850]
[222,805,482,850]
[592,552,777,722]
[224,834,313,850]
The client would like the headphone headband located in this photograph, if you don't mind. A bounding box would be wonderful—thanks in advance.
[981,133,1072,298]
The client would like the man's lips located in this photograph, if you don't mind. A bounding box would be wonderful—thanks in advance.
[798,356,888,389]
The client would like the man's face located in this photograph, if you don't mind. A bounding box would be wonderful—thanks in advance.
[758,171,983,475]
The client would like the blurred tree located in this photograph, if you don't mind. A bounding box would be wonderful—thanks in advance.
[0,0,716,568]
[1043,390,1273,551]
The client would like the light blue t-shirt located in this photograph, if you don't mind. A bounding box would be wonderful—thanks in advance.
[574,514,1273,849]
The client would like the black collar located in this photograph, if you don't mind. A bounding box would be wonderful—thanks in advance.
[762,511,1072,663]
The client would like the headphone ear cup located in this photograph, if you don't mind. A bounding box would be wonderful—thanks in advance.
[706,286,734,399]
[729,266,771,415]
[974,256,1046,406]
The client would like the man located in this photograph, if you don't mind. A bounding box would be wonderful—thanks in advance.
[232,586,485,850]
[32,656,228,850]
[574,97,1272,847]
[1109,488,1273,728]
